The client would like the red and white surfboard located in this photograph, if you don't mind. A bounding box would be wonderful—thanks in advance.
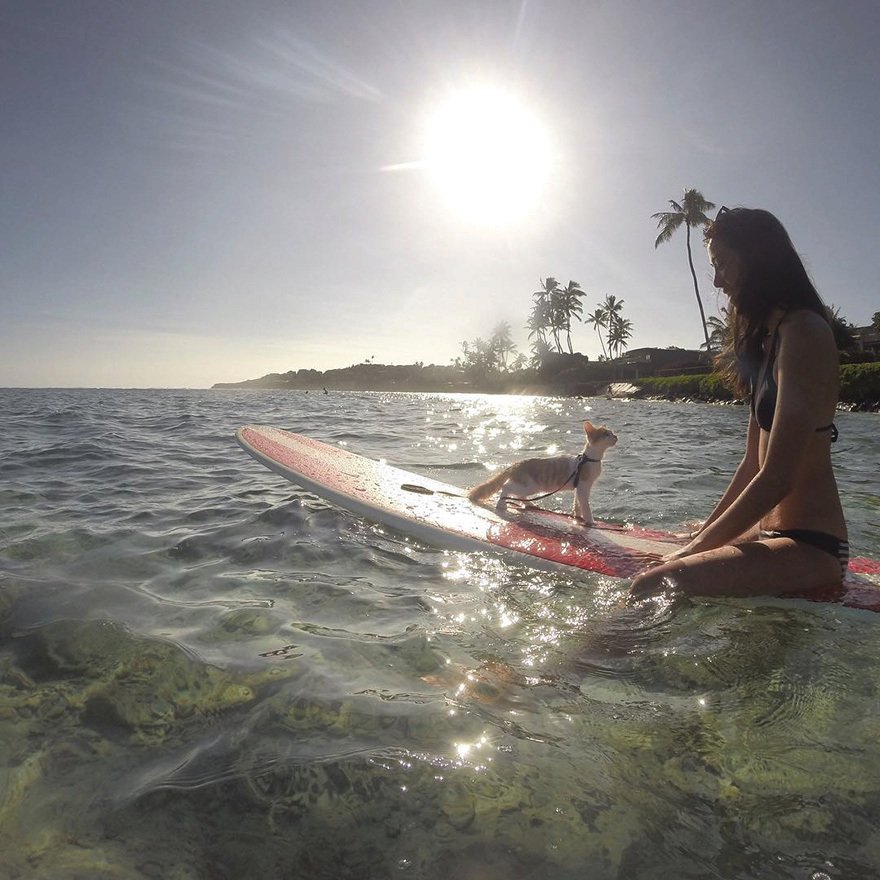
[237,425,880,612]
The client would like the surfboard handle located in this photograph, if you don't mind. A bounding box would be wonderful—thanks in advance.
[400,483,465,499]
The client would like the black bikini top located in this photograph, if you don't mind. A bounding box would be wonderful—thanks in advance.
[749,311,838,441]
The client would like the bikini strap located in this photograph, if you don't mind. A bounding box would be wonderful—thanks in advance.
[816,423,839,442]
[750,311,787,416]
[768,308,790,358]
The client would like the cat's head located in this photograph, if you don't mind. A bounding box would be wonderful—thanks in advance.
[583,420,618,449]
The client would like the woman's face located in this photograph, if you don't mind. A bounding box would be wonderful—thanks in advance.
[707,239,743,301]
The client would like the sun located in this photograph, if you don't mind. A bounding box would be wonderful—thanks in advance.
[422,85,553,226]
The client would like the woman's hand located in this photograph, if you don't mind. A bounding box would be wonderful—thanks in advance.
[673,520,704,540]
[661,541,700,563]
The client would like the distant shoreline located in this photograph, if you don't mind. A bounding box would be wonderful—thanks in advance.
[213,360,880,412]
[211,360,608,398]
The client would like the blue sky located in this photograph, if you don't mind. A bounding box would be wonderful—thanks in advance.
[2,0,878,388]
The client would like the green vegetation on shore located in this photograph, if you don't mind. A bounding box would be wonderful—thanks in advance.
[838,362,880,407]
[634,372,734,402]
[636,362,880,410]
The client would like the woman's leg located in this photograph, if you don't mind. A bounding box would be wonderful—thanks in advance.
[629,535,843,599]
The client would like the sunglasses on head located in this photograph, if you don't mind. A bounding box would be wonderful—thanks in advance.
[715,205,731,221]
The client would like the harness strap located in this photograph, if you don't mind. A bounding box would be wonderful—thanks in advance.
[572,452,599,488]
[524,453,599,502]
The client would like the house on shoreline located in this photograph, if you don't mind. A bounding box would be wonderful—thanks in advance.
[613,347,708,379]
[853,325,880,356]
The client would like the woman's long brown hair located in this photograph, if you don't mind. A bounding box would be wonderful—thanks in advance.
[704,208,829,397]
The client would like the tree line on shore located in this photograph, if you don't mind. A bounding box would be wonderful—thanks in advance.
[457,285,635,378]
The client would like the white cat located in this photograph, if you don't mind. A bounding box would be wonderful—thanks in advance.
[467,421,618,525]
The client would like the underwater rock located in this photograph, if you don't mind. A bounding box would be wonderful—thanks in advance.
[3,837,146,880]
[210,607,283,640]
[9,617,292,744]
[388,630,446,675]
[0,751,43,831]
[82,643,286,744]
[440,779,476,830]
[13,618,139,681]
[0,580,30,637]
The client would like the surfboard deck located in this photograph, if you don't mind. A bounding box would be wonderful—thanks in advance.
[236,425,880,612]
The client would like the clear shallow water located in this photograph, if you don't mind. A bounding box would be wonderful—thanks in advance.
[1,388,879,879]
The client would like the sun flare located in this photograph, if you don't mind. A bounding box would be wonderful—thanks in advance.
[422,85,553,226]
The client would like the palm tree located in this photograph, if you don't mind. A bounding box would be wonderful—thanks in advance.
[458,336,497,377]
[528,278,558,350]
[527,300,551,351]
[489,321,517,371]
[607,315,633,360]
[529,337,552,369]
[827,304,857,351]
[545,278,567,353]
[558,280,586,353]
[652,188,716,352]
[601,294,624,348]
[586,306,609,359]
[510,352,528,371]
[702,309,731,353]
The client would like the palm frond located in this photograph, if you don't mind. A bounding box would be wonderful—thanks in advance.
[652,213,684,247]
[682,188,716,225]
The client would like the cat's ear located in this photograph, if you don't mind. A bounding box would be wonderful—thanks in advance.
[583,420,595,435]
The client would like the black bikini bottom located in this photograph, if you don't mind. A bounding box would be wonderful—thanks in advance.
[760,528,849,576]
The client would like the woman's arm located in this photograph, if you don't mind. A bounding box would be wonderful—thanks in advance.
[693,415,760,536]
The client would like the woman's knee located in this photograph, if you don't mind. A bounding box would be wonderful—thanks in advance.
[630,563,679,598]
[629,547,745,599]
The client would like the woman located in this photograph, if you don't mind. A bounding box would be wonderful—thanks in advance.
[630,207,848,598]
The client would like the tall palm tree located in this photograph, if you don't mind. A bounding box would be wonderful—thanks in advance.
[652,188,715,352]
[586,306,609,360]
[559,280,586,353]
[545,278,568,353]
[601,294,624,346]
[529,278,559,350]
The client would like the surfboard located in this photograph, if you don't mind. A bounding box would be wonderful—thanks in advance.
[236,425,880,612]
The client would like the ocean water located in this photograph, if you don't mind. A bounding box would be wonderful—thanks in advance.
[1,387,879,880]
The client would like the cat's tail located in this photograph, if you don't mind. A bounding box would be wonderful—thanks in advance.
[467,466,513,503]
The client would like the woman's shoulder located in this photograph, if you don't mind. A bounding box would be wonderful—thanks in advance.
[781,308,834,340]
[779,308,837,360]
